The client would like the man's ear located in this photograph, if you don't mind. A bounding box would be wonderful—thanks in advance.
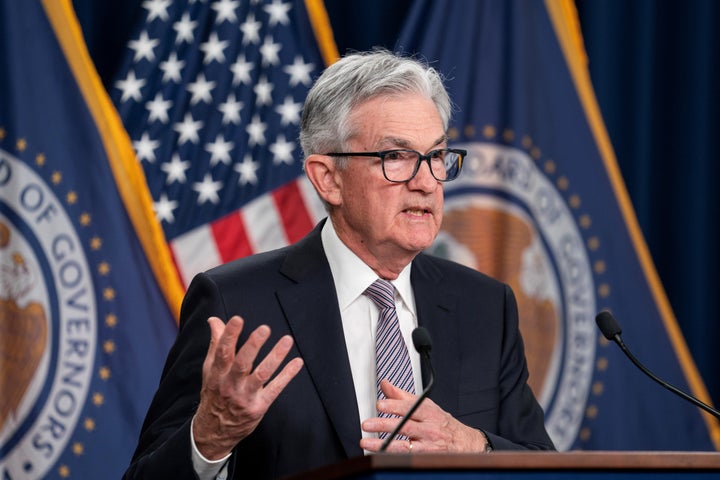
[304,154,342,207]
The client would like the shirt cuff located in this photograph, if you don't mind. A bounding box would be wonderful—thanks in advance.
[191,416,232,480]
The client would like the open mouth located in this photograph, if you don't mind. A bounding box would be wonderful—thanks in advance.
[404,208,431,216]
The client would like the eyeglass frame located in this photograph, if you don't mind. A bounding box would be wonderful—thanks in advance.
[322,148,466,183]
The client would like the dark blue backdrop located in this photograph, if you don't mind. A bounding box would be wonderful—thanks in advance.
[574,0,720,411]
[71,0,720,409]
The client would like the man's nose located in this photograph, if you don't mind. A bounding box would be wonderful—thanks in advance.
[407,158,439,191]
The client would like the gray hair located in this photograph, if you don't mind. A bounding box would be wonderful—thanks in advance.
[300,50,452,160]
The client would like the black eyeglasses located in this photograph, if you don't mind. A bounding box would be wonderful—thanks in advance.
[323,148,466,183]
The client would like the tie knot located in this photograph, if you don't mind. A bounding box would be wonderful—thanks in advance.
[364,279,395,310]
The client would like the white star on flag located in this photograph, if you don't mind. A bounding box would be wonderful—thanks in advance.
[129,31,160,62]
[212,0,240,24]
[154,193,179,223]
[161,153,191,184]
[275,96,302,125]
[264,0,292,26]
[205,134,234,166]
[115,70,146,102]
[134,132,160,162]
[173,113,203,144]
[219,93,243,125]
[146,93,173,123]
[159,52,184,82]
[200,32,229,64]
[234,154,260,186]
[143,0,171,22]
[173,13,197,44]
[192,173,223,205]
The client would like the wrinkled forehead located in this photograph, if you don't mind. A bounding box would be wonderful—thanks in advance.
[345,93,446,148]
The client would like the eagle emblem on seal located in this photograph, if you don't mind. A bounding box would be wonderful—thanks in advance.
[0,222,47,431]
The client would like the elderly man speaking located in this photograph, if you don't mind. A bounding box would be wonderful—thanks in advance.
[123,49,554,480]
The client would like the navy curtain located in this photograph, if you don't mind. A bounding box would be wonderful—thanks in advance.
[575,0,720,408]
[72,0,720,408]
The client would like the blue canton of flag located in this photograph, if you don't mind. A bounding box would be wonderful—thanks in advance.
[111,0,331,286]
[397,0,720,451]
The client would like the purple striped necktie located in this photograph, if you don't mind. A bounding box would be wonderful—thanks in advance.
[364,278,415,440]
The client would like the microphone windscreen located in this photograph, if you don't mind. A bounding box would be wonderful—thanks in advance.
[596,310,622,340]
[412,327,433,353]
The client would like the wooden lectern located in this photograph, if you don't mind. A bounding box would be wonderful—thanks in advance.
[285,452,720,480]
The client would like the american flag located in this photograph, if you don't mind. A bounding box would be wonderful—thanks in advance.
[111,0,330,287]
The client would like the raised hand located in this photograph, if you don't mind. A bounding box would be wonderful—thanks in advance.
[192,316,304,459]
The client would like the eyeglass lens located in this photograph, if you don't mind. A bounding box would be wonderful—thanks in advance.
[382,150,461,182]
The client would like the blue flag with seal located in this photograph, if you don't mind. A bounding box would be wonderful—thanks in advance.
[397,0,720,450]
[0,1,183,478]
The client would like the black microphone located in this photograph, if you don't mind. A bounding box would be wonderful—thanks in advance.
[595,310,720,420]
[379,326,436,452]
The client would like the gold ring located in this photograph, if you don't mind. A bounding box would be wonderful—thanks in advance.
[408,439,413,452]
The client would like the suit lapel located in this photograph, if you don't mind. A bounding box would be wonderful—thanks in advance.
[411,254,461,414]
[276,223,363,458]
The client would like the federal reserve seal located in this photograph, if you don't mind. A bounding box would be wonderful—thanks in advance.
[430,141,597,451]
[0,148,96,479]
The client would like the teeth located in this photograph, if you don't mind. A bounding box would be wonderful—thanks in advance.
[405,209,426,216]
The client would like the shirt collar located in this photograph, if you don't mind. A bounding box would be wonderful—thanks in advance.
[321,219,416,315]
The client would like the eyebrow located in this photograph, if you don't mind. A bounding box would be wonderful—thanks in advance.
[380,134,448,150]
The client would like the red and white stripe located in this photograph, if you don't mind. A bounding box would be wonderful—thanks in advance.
[170,177,327,288]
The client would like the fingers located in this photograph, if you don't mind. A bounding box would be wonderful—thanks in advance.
[245,334,303,395]
[361,380,418,448]
[360,436,414,454]
[255,335,293,385]
[203,316,243,379]
[205,315,302,392]
[252,335,294,383]
[376,380,417,417]
[262,356,304,404]
[361,416,405,438]
[379,379,415,399]
[227,323,271,385]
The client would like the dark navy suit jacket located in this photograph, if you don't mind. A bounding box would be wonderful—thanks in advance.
[123,220,554,479]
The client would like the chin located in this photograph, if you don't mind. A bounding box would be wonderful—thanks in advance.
[401,236,436,253]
